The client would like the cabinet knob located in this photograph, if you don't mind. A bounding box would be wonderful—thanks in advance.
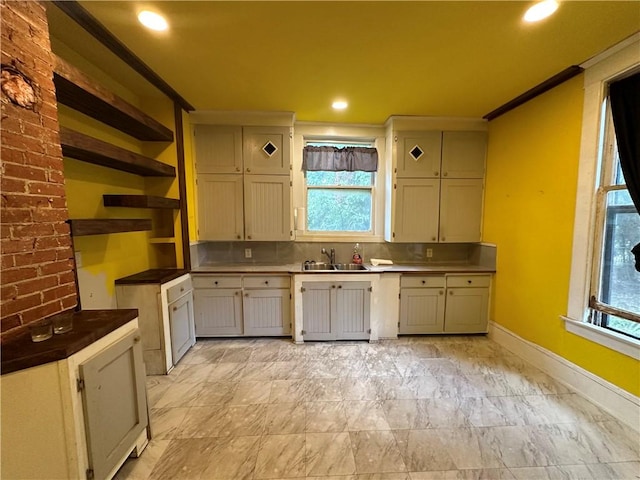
[248,235,252,240]
[432,237,436,241]
[236,167,240,172]
[134,336,141,343]
[214,281,219,285]
[245,293,249,297]
[441,237,446,241]
[338,285,342,289]
[421,280,426,284]
[467,280,472,284]
[237,235,241,240]
[247,168,251,173]
[434,171,439,176]
[440,290,444,295]
[264,281,269,285]
[332,285,336,289]
[180,287,184,292]
[443,172,448,177]
[449,290,453,295]
[173,306,177,312]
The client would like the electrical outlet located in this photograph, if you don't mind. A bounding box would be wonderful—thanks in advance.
[426,248,433,258]
[244,248,252,259]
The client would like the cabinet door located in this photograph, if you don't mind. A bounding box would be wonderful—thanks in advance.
[302,282,335,341]
[336,282,371,340]
[169,291,195,364]
[399,288,446,334]
[439,178,483,243]
[396,131,442,178]
[393,178,440,242]
[243,126,291,175]
[243,289,291,336]
[441,131,486,179]
[244,175,292,241]
[79,330,148,480]
[444,287,489,333]
[197,174,244,241]
[194,125,243,174]
[194,288,243,336]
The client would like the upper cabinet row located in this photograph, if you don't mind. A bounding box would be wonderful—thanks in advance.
[386,130,487,243]
[195,125,293,242]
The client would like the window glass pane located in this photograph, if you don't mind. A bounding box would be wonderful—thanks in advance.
[598,190,640,316]
[307,171,373,187]
[612,143,626,186]
[604,315,640,339]
[307,189,372,232]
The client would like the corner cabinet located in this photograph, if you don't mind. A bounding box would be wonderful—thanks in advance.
[386,127,487,243]
[399,273,490,334]
[194,124,293,241]
[0,320,148,480]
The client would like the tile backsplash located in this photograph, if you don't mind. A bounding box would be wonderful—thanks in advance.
[192,241,496,269]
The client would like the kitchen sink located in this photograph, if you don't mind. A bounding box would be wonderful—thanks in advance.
[301,262,369,271]
[333,263,368,271]
[302,262,334,271]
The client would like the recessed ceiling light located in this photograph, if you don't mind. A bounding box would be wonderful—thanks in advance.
[524,0,559,22]
[138,10,168,31]
[332,101,348,110]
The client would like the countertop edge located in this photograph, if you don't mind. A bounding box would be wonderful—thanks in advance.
[190,264,496,274]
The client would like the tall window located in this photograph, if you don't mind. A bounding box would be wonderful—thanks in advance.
[304,141,376,234]
[590,98,640,339]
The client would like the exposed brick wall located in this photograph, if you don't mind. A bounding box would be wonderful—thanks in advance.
[1,0,77,337]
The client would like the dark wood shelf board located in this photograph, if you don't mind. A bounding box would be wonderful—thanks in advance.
[103,195,180,209]
[60,127,176,177]
[68,219,152,236]
[53,55,174,142]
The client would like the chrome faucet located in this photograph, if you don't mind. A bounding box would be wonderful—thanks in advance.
[321,247,336,264]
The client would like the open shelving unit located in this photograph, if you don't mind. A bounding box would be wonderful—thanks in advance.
[55,53,183,269]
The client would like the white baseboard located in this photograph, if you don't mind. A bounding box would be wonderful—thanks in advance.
[488,321,640,433]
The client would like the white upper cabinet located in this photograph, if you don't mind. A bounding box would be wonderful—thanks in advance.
[194,125,243,174]
[395,131,442,178]
[197,174,244,241]
[244,175,292,241]
[439,179,484,243]
[393,179,440,242]
[242,126,291,175]
[441,131,487,178]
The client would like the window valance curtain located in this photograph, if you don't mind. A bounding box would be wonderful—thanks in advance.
[302,146,378,172]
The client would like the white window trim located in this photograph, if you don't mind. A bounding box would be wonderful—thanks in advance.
[292,122,387,242]
[565,33,640,358]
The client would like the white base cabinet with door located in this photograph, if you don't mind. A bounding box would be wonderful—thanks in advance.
[300,281,371,341]
[0,319,148,480]
[115,273,195,374]
[193,274,291,337]
[399,274,490,334]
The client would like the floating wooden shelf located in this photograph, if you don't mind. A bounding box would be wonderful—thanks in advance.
[68,219,152,236]
[103,195,180,209]
[60,128,176,177]
[53,55,174,142]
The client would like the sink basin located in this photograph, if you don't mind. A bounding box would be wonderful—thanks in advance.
[302,262,334,271]
[332,263,368,271]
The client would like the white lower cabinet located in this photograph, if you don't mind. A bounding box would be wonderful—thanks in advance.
[193,274,291,337]
[301,281,371,341]
[0,320,148,480]
[399,274,490,334]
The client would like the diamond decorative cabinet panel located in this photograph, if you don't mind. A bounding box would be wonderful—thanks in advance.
[395,131,442,178]
[243,126,291,175]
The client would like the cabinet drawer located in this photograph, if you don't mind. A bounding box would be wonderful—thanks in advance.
[400,275,445,288]
[167,276,193,303]
[192,275,242,289]
[446,275,491,288]
[244,275,291,289]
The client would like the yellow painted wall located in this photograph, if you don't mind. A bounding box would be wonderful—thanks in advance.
[483,74,640,396]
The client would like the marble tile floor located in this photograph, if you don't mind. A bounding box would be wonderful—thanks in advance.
[114,336,640,480]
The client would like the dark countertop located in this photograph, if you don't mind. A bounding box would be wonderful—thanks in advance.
[115,268,190,285]
[1,309,138,375]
